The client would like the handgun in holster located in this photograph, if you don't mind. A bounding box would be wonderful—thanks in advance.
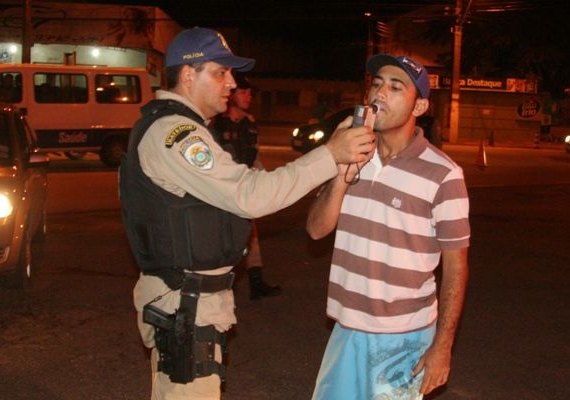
[143,304,174,331]
[142,272,232,384]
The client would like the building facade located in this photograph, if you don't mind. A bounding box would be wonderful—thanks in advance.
[1,2,565,145]
[0,1,182,88]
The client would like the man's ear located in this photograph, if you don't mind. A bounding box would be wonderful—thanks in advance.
[181,65,195,85]
[412,98,429,117]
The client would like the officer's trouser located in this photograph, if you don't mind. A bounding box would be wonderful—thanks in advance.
[133,271,236,400]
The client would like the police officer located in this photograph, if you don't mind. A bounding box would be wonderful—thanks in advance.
[120,27,375,400]
[211,72,259,169]
[212,72,282,300]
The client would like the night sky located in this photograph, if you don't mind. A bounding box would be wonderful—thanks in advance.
[73,1,570,86]
[79,0,454,80]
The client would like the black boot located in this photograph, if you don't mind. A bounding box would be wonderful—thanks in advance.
[248,267,282,300]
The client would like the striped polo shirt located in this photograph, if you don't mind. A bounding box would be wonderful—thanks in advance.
[327,132,470,333]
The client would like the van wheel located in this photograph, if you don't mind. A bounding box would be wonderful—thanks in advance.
[64,151,87,160]
[100,136,128,167]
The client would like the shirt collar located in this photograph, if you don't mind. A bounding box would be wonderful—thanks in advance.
[391,127,429,160]
[155,89,209,123]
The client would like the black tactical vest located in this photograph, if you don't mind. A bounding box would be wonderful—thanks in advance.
[119,99,252,289]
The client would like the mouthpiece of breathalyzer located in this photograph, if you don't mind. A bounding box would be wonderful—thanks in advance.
[352,104,378,128]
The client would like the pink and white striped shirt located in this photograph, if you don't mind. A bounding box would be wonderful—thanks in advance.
[327,133,470,333]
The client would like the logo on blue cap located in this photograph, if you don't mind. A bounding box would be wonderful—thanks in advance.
[400,57,423,77]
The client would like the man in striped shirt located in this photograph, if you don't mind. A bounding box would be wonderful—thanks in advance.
[307,54,470,400]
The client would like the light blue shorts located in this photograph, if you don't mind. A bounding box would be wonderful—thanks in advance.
[312,323,436,400]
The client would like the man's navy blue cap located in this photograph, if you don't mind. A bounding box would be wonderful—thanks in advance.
[366,54,430,98]
[165,27,255,71]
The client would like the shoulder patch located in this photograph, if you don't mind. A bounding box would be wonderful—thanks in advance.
[165,124,197,148]
[180,136,214,170]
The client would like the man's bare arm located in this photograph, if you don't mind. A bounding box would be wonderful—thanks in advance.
[308,116,374,239]
[413,247,469,395]
[306,169,351,239]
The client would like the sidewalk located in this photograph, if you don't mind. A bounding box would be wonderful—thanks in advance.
[451,138,565,150]
[258,122,567,151]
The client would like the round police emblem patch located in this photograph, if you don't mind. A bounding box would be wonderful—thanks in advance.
[180,136,214,170]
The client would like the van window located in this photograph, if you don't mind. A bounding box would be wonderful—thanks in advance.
[0,72,22,103]
[95,74,142,104]
[34,73,88,104]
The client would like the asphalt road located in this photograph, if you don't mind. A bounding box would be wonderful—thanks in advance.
[0,144,569,400]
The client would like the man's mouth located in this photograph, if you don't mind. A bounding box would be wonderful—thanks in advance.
[374,102,387,113]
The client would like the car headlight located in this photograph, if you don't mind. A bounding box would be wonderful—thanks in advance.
[309,130,325,142]
[0,193,13,218]
[565,135,570,144]
[292,128,299,137]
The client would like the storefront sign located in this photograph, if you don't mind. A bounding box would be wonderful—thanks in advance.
[516,99,541,119]
[435,76,537,94]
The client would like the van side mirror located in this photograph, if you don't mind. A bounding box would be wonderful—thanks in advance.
[29,152,50,167]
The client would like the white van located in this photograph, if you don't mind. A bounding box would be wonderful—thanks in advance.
[0,64,154,166]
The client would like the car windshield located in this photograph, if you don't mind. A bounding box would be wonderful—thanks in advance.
[0,114,13,162]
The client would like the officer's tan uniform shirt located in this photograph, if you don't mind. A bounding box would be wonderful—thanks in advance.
[134,90,338,335]
[138,90,338,219]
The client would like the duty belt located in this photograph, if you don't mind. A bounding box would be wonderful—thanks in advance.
[182,271,235,293]
[149,268,235,291]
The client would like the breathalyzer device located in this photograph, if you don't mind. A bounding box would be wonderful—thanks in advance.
[345,104,379,185]
[352,104,378,128]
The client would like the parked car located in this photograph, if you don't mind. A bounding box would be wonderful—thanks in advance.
[290,107,442,153]
[290,108,353,153]
[0,103,49,288]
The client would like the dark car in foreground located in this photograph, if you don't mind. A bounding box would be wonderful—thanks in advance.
[0,104,49,288]
[290,107,442,153]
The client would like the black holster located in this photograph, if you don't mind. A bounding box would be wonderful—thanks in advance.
[143,271,234,384]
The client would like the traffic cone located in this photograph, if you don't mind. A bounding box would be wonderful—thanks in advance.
[476,139,487,169]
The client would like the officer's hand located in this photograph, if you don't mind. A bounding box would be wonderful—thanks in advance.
[325,117,376,164]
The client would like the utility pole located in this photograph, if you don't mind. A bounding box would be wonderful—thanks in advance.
[448,0,463,144]
[22,0,33,63]
[364,11,374,100]
[366,12,373,61]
